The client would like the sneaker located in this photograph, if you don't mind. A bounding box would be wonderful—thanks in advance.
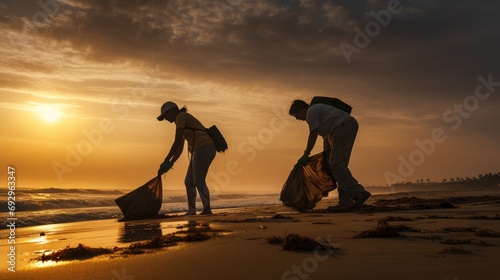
[337,198,355,207]
[334,199,355,212]
[200,209,212,215]
[354,191,371,208]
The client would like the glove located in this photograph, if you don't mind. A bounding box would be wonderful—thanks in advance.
[158,160,173,176]
[297,151,310,166]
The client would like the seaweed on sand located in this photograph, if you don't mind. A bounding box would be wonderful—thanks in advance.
[376,195,500,206]
[438,246,474,255]
[438,226,479,233]
[380,216,415,222]
[266,234,338,252]
[213,215,298,223]
[130,223,221,249]
[39,244,115,262]
[353,220,420,238]
[475,229,500,238]
[37,223,227,262]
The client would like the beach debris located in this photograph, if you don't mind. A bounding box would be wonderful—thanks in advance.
[245,237,263,241]
[129,235,171,249]
[312,221,333,225]
[267,234,339,252]
[414,235,443,241]
[417,214,500,220]
[438,226,478,233]
[438,246,474,255]
[438,238,493,247]
[375,197,457,211]
[127,223,224,251]
[266,236,284,245]
[375,195,500,207]
[314,200,458,214]
[40,232,46,236]
[436,201,456,208]
[271,214,287,219]
[475,229,500,238]
[212,215,298,223]
[439,238,472,245]
[39,244,114,262]
[417,215,453,219]
[464,214,500,220]
[380,216,415,222]
[259,225,267,229]
[35,223,229,263]
[413,235,494,247]
[353,220,420,238]
[283,234,326,251]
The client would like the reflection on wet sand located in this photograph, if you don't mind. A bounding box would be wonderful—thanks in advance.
[119,222,163,243]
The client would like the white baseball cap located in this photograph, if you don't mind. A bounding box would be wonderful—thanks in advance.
[157,101,178,121]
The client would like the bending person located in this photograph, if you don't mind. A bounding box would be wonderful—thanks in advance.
[157,101,216,215]
[289,99,370,209]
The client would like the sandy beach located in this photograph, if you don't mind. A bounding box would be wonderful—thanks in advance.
[2,187,500,280]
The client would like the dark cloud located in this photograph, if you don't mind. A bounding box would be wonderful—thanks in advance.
[3,0,500,105]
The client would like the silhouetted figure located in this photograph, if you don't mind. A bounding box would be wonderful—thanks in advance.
[289,99,370,209]
[157,101,215,215]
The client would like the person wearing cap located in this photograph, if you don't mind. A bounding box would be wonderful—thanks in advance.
[289,99,370,210]
[157,101,216,215]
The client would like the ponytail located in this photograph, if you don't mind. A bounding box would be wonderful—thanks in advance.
[180,105,188,112]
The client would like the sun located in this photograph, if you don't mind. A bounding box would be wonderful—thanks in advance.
[36,104,64,123]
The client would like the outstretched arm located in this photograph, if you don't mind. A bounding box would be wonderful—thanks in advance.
[298,128,319,165]
[158,128,185,175]
[305,128,319,154]
[170,136,184,164]
[165,128,185,164]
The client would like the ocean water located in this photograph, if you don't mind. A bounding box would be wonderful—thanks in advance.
[0,188,290,228]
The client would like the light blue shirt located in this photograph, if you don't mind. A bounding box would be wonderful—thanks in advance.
[306,104,351,137]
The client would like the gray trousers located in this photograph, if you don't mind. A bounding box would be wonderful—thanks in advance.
[185,144,216,211]
[328,117,366,203]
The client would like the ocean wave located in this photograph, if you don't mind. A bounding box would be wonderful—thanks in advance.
[0,190,279,212]
[14,188,125,195]
[0,195,283,228]
[0,199,118,212]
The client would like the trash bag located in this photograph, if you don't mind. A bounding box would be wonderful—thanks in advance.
[115,176,163,220]
[280,153,337,212]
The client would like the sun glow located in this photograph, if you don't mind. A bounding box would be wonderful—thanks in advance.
[36,104,64,123]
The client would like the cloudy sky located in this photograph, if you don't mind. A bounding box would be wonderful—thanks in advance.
[1,0,499,192]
